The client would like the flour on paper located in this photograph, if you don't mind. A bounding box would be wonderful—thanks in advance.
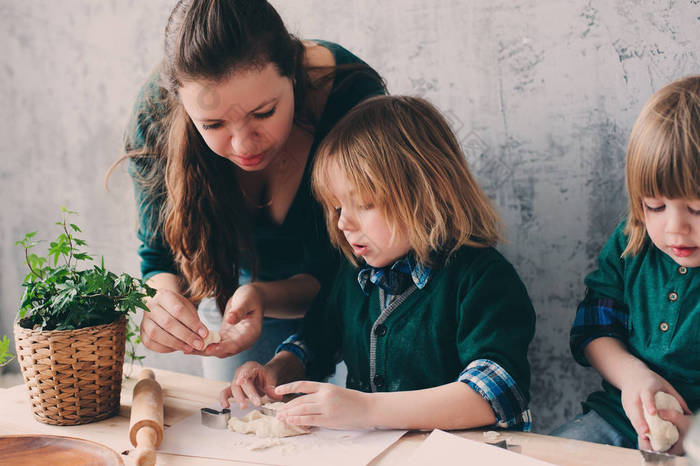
[228,402,310,438]
[643,392,682,452]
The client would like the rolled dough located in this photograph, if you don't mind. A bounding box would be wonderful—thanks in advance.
[202,327,221,348]
[643,391,683,452]
[228,402,310,438]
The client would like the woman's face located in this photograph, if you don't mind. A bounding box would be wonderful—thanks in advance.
[179,63,295,172]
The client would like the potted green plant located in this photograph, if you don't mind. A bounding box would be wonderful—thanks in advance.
[13,207,154,425]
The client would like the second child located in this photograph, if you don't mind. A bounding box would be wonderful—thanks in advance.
[551,76,700,454]
[221,95,536,431]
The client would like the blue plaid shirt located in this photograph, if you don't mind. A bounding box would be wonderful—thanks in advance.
[278,255,532,431]
[357,254,432,297]
[570,293,629,366]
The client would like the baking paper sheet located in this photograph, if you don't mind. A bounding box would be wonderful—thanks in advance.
[406,429,556,466]
[159,405,407,465]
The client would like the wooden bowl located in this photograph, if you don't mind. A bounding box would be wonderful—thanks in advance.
[0,434,124,465]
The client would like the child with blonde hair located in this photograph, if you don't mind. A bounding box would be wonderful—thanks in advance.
[221,95,535,431]
[551,76,700,454]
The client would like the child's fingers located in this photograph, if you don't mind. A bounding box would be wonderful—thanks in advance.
[628,396,649,436]
[641,390,656,415]
[656,409,685,425]
[220,386,232,409]
[279,398,321,417]
[275,380,320,396]
[263,384,280,401]
[283,414,324,427]
[231,382,248,409]
[240,378,263,406]
[638,435,652,452]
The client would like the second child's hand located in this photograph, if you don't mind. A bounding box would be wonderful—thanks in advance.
[619,369,691,452]
[585,337,692,453]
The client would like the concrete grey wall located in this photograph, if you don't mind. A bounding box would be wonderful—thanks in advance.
[1,1,698,432]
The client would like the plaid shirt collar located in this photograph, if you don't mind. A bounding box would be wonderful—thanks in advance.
[357,254,432,296]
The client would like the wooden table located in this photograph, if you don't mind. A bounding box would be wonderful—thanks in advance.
[0,365,687,465]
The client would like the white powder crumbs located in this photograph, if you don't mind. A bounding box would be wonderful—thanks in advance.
[248,438,284,451]
[484,431,501,441]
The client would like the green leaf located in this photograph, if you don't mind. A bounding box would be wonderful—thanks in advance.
[69,223,81,232]
[0,336,14,366]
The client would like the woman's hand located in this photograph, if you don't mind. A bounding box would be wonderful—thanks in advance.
[274,381,372,430]
[220,361,280,409]
[140,288,208,353]
[201,284,265,358]
[619,368,691,451]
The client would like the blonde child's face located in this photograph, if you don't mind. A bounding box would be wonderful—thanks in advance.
[327,164,412,268]
[643,196,700,267]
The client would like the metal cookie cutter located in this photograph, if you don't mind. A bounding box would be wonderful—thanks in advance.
[201,407,230,429]
[640,449,679,464]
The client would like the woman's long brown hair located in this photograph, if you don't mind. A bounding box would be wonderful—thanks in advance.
[109,0,384,312]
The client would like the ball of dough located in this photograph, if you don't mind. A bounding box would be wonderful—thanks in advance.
[643,392,683,452]
[202,327,221,348]
[228,403,310,438]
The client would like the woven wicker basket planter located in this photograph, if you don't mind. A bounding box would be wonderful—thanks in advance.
[13,316,126,426]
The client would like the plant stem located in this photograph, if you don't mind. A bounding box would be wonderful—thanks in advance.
[62,214,74,269]
[24,248,42,280]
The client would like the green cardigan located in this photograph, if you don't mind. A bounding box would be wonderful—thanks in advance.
[302,246,535,399]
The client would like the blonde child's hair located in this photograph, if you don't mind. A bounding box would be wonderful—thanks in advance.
[623,75,700,256]
[312,95,502,267]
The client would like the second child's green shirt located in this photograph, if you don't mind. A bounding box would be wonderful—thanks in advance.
[571,221,700,444]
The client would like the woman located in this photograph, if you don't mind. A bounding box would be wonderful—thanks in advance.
[123,0,385,380]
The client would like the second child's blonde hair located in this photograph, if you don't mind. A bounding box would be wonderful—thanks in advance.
[312,95,502,267]
[624,75,700,256]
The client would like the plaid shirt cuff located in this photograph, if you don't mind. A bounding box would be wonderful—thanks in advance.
[570,296,628,366]
[458,359,532,431]
[275,333,310,368]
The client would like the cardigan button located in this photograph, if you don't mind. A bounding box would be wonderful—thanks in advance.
[373,375,385,389]
[659,322,669,332]
[678,266,687,275]
[374,324,387,337]
[668,292,678,302]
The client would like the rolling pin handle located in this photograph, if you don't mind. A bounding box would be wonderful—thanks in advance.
[139,368,155,381]
[134,425,158,466]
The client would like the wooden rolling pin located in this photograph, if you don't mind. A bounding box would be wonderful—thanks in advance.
[128,369,164,466]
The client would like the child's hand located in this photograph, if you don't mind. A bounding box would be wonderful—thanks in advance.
[220,361,280,409]
[619,368,690,449]
[274,381,372,430]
